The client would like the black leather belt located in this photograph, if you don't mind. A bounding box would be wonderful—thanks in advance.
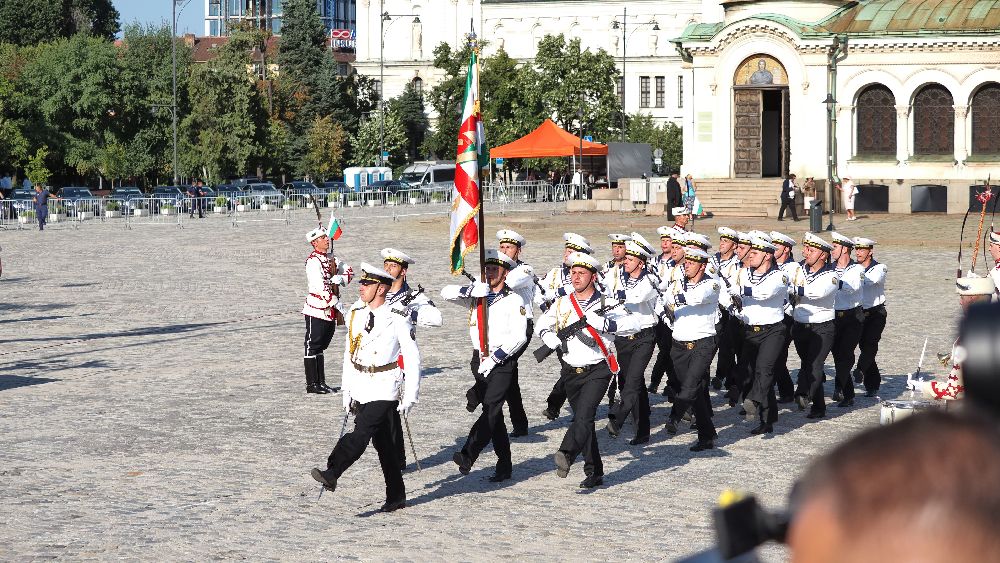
[625,327,655,340]
[836,306,862,318]
[672,335,714,350]
[747,321,782,332]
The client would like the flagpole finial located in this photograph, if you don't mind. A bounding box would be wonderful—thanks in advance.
[466,29,478,52]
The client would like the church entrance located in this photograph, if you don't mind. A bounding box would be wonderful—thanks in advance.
[733,55,790,178]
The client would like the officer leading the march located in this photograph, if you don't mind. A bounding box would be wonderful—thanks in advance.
[310,263,419,513]
[442,250,528,483]
[302,227,353,395]
[536,252,639,488]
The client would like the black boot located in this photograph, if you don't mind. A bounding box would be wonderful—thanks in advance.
[316,354,339,393]
[304,357,328,394]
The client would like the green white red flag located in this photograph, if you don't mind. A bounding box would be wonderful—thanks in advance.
[327,215,343,240]
[449,50,487,274]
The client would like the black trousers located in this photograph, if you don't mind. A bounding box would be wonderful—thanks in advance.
[715,308,738,386]
[793,320,835,415]
[504,320,532,433]
[832,307,864,400]
[304,315,336,357]
[609,328,656,440]
[856,305,887,393]
[546,368,569,414]
[772,315,795,398]
[326,399,404,504]
[778,197,798,221]
[649,320,679,394]
[463,353,515,473]
[744,322,785,424]
[729,318,750,399]
[669,335,718,442]
[558,362,612,477]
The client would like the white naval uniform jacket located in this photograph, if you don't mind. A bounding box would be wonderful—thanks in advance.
[386,282,443,328]
[778,258,805,316]
[657,262,688,328]
[535,292,640,368]
[670,277,721,340]
[440,284,529,364]
[737,266,789,326]
[834,261,864,311]
[860,260,887,309]
[538,264,573,305]
[302,251,349,321]
[505,261,538,318]
[793,263,840,324]
[600,261,626,295]
[610,268,660,330]
[716,254,742,313]
[341,301,421,406]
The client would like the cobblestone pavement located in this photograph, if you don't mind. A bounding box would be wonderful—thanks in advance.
[0,209,972,560]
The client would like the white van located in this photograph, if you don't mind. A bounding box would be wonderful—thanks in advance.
[399,161,456,196]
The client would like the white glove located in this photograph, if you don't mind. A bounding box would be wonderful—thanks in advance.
[478,356,497,376]
[470,281,490,298]
[542,332,561,350]
[397,401,413,417]
[584,311,607,331]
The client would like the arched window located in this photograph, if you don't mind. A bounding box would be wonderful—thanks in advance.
[912,84,954,155]
[971,82,1000,156]
[411,76,423,96]
[855,84,896,156]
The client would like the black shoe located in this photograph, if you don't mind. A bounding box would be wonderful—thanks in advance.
[750,423,773,435]
[665,419,678,434]
[307,385,329,394]
[628,435,649,446]
[606,417,621,438]
[865,389,878,398]
[777,395,794,404]
[690,440,714,452]
[853,369,864,384]
[795,396,809,411]
[646,384,657,393]
[488,471,511,483]
[465,388,479,413]
[806,411,825,419]
[453,452,472,475]
[541,408,558,421]
[726,387,739,407]
[509,429,528,438]
[579,474,604,489]
[379,498,407,513]
[832,390,843,402]
[711,377,723,390]
[320,383,340,393]
[554,451,571,478]
[311,468,337,491]
[837,398,855,408]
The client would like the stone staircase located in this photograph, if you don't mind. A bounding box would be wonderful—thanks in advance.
[691,178,787,218]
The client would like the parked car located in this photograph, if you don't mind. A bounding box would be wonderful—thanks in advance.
[400,161,456,197]
[5,189,34,218]
[213,185,245,210]
[59,187,100,215]
[108,186,145,213]
[367,180,412,194]
[321,181,351,194]
[244,182,285,208]
[282,181,325,206]
[149,186,185,212]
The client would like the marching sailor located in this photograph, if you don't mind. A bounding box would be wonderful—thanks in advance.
[792,233,840,419]
[662,247,721,451]
[770,230,802,403]
[537,252,639,488]
[302,227,353,394]
[830,232,864,407]
[648,228,688,399]
[734,237,789,434]
[605,235,659,445]
[670,206,692,232]
[442,250,528,482]
[603,233,631,277]
[494,229,535,437]
[852,237,887,396]
[724,231,755,407]
[310,263,419,513]
[541,233,594,420]
[712,227,742,392]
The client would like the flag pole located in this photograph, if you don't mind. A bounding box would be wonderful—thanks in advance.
[470,25,489,355]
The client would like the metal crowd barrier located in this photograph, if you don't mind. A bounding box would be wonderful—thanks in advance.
[122,197,182,228]
[231,194,289,226]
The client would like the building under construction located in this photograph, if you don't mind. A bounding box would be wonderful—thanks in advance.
[204,0,356,37]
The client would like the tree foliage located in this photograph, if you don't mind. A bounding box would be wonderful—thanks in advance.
[351,109,408,171]
[389,83,429,161]
[0,0,119,46]
[304,115,347,180]
[627,113,682,172]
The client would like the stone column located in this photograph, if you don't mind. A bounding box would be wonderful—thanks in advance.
[894,104,910,165]
[954,104,968,164]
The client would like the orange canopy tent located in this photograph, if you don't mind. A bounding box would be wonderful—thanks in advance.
[489,119,608,159]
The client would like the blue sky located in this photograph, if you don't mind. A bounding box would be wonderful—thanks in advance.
[113,0,204,36]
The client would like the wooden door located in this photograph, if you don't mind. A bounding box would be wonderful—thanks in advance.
[734,89,762,178]
[781,88,790,177]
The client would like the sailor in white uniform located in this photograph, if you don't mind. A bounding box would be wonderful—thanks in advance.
[792,233,840,419]
[852,237,887,396]
[829,232,865,407]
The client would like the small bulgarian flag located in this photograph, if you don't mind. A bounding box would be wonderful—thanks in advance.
[327,215,343,240]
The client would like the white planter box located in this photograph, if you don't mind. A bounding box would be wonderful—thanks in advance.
[261,204,274,211]
[367,200,380,207]
[347,201,358,208]
[282,204,292,210]
[236,204,248,212]
[18,216,31,224]
[306,202,315,209]
[213,206,225,214]
[132,209,146,216]
[161,208,174,215]
[49,213,66,222]
[77,211,94,220]
[104,210,120,218]
[409,197,420,205]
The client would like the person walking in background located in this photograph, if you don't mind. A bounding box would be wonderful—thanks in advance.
[684,174,706,218]
[777,173,799,222]
[802,177,816,215]
[837,177,858,221]
[666,171,683,220]
[32,184,59,231]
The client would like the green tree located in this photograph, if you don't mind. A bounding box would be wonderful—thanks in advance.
[481,47,545,147]
[275,0,326,88]
[422,42,473,159]
[351,109,407,170]
[627,113,682,172]
[0,64,29,178]
[0,0,119,46]
[264,118,293,182]
[304,115,347,180]
[389,82,428,162]
[24,146,51,186]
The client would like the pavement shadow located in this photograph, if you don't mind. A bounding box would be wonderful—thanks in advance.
[0,374,59,391]
[0,314,74,325]
[0,320,225,345]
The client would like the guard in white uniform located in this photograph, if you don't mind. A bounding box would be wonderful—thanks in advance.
[663,247,721,450]
[442,250,528,482]
[302,227,353,394]
[495,229,535,437]
[605,238,660,445]
[792,233,840,418]
[537,252,639,488]
[852,237,887,396]
[830,232,864,407]
[542,233,594,419]
[310,263,419,513]
[770,230,802,403]
[734,237,789,434]
[712,227,743,392]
